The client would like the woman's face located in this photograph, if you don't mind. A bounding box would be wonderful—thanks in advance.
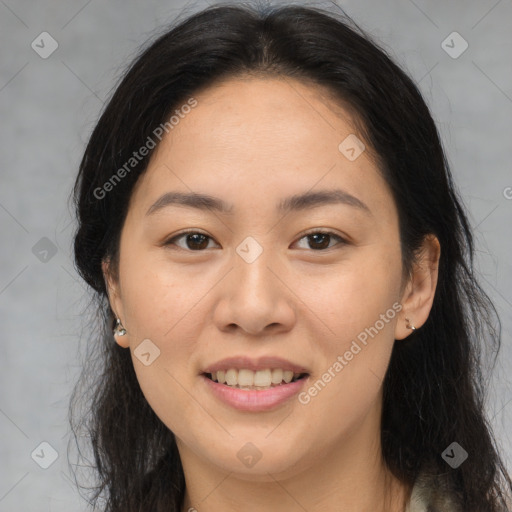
[105,76,428,480]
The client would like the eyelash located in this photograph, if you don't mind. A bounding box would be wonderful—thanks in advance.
[163,229,348,252]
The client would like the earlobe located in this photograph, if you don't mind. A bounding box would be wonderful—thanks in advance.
[102,258,119,311]
[102,258,130,348]
[394,234,441,340]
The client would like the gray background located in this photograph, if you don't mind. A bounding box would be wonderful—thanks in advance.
[1,0,511,510]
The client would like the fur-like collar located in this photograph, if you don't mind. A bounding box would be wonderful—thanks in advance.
[405,466,463,512]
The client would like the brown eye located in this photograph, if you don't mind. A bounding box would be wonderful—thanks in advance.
[294,231,346,251]
[164,230,347,252]
[165,232,217,251]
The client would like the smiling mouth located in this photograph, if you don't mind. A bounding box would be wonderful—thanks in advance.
[203,368,309,390]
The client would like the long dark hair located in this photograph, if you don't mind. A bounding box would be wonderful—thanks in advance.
[69,2,512,511]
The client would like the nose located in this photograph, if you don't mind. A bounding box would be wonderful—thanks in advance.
[213,241,297,337]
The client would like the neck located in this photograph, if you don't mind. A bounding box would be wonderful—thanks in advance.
[177,404,411,512]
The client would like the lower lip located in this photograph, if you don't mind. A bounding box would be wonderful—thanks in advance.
[201,374,309,412]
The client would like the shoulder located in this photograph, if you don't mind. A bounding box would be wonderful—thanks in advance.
[405,465,463,512]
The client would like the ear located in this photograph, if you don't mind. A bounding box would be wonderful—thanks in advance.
[102,258,129,348]
[395,234,441,340]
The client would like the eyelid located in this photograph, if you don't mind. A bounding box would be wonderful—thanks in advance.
[163,228,349,251]
[293,228,348,250]
[296,227,348,241]
[163,229,218,249]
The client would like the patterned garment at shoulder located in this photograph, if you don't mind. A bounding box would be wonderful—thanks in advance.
[405,467,463,512]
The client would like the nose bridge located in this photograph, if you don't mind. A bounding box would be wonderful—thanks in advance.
[210,218,300,335]
[216,233,292,334]
[233,235,277,298]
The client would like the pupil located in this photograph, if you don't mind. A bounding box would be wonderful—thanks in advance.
[185,233,330,250]
[187,234,208,250]
[309,233,329,250]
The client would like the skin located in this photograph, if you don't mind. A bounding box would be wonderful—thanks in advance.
[104,76,440,512]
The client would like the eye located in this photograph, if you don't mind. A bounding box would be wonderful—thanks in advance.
[164,231,219,251]
[164,229,347,252]
[293,230,347,251]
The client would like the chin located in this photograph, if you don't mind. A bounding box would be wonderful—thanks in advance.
[198,440,311,480]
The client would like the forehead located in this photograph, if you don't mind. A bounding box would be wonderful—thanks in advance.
[178,75,359,145]
[129,76,394,221]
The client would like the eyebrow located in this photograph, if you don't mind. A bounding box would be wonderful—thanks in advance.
[145,189,371,217]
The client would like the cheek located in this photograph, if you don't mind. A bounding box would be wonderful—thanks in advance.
[119,245,202,340]
[116,229,403,446]
[117,247,205,399]
[118,251,207,435]
[297,243,402,414]
[306,242,402,348]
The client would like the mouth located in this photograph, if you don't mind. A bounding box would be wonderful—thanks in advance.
[202,368,310,391]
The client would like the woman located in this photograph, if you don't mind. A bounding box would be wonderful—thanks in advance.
[69,2,512,511]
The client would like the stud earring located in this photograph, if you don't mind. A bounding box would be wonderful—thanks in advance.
[405,317,416,331]
[113,318,127,336]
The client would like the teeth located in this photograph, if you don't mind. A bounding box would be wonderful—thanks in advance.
[271,368,283,384]
[254,369,271,387]
[238,369,254,387]
[225,369,237,386]
[208,368,305,389]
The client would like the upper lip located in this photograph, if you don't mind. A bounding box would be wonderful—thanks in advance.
[202,356,309,374]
